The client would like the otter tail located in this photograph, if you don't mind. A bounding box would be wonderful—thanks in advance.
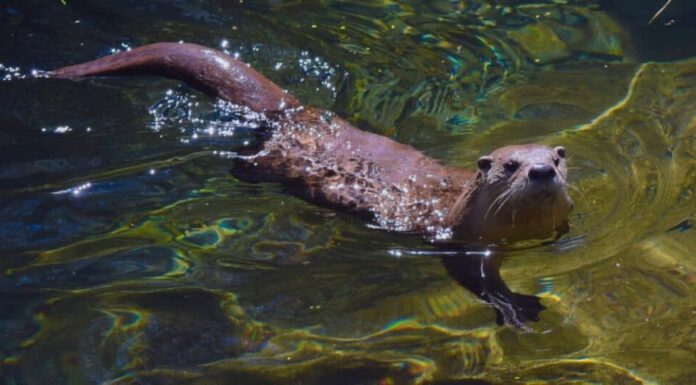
[49,42,300,113]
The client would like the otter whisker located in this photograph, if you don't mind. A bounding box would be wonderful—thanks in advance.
[505,191,523,226]
[494,187,517,218]
[566,182,584,198]
[484,188,512,221]
[566,182,588,211]
[483,191,504,220]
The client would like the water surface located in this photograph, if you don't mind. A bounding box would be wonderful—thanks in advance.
[1,1,695,384]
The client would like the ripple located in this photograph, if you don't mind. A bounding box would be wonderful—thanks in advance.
[4,247,191,290]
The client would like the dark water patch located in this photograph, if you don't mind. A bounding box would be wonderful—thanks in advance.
[0,160,227,252]
[4,287,273,384]
[602,0,696,60]
[0,203,114,253]
[4,247,187,290]
[0,156,242,252]
[0,291,44,355]
[514,102,587,120]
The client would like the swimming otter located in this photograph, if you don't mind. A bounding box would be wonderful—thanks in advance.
[49,42,573,245]
[48,42,574,328]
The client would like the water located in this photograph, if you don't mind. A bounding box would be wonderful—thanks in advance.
[1,1,695,384]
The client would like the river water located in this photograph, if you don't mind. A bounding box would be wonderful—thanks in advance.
[1,1,695,384]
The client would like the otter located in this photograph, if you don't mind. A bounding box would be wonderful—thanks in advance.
[49,42,573,245]
[48,43,574,328]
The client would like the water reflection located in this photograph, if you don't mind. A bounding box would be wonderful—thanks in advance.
[1,1,695,385]
[388,247,547,330]
[441,251,545,331]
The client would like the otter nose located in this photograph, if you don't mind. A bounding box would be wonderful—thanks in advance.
[528,163,556,181]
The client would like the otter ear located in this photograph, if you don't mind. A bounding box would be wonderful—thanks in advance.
[554,146,566,159]
[477,156,493,172]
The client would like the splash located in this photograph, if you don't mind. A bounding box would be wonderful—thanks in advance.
[297,50,339,97]
[51,182,92,197]
[147,87,270,149]
[0,63,49,81]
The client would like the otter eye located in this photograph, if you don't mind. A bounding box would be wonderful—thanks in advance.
[503,160,519,173]
[477,156,493,172]
[554,146,566,159]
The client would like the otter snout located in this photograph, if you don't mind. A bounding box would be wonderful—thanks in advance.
[528,163,556,181]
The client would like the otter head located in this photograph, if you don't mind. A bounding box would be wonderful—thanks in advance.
[450,144,573,244]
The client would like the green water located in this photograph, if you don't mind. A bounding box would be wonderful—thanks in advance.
[1,1,695,384]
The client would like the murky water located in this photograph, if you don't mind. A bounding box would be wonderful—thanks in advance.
[1,1,695,384]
